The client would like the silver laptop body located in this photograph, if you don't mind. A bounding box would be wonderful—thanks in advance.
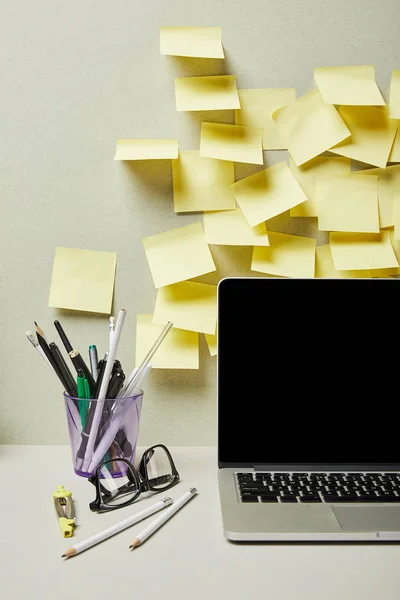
[217,278,400,541]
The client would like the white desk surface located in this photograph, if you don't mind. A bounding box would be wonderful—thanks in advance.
[2,445,400,600]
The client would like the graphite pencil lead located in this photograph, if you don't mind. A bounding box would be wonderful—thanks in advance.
[61,554,66,558]
[34,321,47,339]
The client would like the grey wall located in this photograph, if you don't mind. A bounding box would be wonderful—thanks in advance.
[1,0,399,445]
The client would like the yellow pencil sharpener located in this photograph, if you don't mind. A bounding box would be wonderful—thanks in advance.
[52,485,75,538]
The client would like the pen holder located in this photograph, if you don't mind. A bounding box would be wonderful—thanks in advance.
[64,390,144,478]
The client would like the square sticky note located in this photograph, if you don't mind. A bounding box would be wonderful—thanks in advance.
[234,88,296,150]
[315,244,371,278]
[231,161,307,227]
[160,26,224,59]
[204,331,217,356]
[153,281,217,334]
[272,90,350,166]
[203,207,270,246]
[172,150,235,212]
[316,174,379,233]
[251,232,316,278]
[200,122,263,165]
[394,196,400,240]
[389,125,400,163]
[329,230,399,271]
[329,106,398,169]
[354,164,400,228]
[142,222,216,288]
[49,247,117,314]
[314,66,385,106]
[114,139,178,160]
[290,156,351,217]
[389,70,400,119]
[175,75,240,111]
[136,315,199,369]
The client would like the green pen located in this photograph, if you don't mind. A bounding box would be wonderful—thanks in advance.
[77,368,90,428]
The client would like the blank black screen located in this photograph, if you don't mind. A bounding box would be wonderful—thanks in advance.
[218,278,399,468]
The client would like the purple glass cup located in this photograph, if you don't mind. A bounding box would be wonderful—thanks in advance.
[64,390,143,478]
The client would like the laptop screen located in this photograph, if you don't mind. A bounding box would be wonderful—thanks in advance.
[218,277,398,468]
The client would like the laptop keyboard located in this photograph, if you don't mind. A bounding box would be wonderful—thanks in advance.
[237,472,400,503]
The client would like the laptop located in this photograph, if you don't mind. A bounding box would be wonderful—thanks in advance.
[217,277,400,541]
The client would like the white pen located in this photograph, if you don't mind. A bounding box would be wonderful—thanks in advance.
[82,308,127,472]
[62,497,172,559]
[26,331,52,367]
[129,487,198,549]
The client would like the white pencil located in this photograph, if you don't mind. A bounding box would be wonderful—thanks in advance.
[26,331,52,367]
[62,497,172,559]
[129,488,198,549]
[119,320,173,398]
[81,308,127,472]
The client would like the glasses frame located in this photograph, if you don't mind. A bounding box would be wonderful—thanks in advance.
[88,444,180,512]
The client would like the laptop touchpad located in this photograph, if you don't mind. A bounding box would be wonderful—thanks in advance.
[332,506,400,532]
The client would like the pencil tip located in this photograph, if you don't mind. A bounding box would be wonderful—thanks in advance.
[61,554,66,558]
[34,321,38,326]
[128,545,132,549]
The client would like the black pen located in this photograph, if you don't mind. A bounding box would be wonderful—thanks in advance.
[54,320,96,395]
[49,342,78,397]
[93,352,108,399]
[107,370,125,399]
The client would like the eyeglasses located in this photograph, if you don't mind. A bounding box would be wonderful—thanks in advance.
[88,444,180,512]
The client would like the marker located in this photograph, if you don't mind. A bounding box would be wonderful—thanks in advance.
[89,345,99,381]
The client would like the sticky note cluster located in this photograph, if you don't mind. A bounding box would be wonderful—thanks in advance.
[50,29,399,372]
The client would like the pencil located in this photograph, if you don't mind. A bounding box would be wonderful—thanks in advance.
[62,497,172,559]
[26,331,52,367]
[129,488,197,549]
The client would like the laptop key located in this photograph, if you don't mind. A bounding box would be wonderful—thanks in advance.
[261,496,279,503]
[280,495,298,503]
[241,497,259,503]
[299,494,321,503]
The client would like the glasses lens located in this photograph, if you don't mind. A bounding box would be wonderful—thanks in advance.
[98,460,139,506]
[144,446,177,491]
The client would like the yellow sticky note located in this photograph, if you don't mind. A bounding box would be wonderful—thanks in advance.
[160,26,224,59]
[390,230,400,266]
[389,125,400,163]
[329,106,398,169]
[153,281,217,335]
[354,164,400,228]
[314,66,385,106]
[389,71,400,119]
[49,247,117,315]
[136,315,199,369]
[231,161,307,227]
[114,139,178,160]
[234,88,296,150]
[175,75,240,111]
[251,232,316,278]
[329,230,399,271]
[200,122,263,165]
[203,207,270,246]
[394,195,400,240]
[172,150,235,212]
[315,245,371,278]
[316,174,379,233]
[290,156,351,217]
[142,222,216,288]
[204,331,217,356]
[272,90,350,166]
